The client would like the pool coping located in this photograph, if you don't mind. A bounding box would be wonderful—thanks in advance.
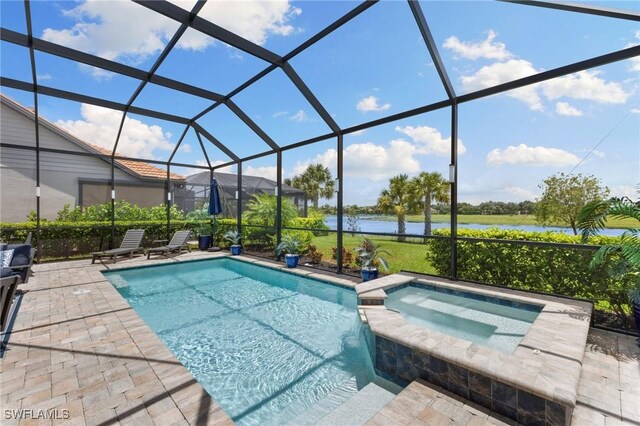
[356,273,592,413]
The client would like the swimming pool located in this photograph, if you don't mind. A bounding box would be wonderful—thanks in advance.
[104,258,375,425]
[385,283,542,353]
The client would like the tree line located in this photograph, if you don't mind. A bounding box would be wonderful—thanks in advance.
[285,164,619,236]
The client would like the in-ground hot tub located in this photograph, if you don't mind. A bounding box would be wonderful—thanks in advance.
[356,274,592,426]
[385,282,543,353]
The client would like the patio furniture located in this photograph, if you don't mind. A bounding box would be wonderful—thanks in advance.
[91,229,146,264]
[0,275,21,332]
[146,231,192,259]
[0,244,35,284]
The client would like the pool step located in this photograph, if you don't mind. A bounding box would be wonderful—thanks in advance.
[286,378,359,425]
[314,380,399,426]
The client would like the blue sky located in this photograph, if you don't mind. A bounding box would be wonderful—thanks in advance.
[1,0,638,206]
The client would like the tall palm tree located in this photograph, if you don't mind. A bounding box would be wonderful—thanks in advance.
[289,164,334,209]
[377,174,412,242]
[410,172,450,240]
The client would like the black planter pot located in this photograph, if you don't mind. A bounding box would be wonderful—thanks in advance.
[198,235,212,251]
[360,268,379,282]
[285,254,300,268]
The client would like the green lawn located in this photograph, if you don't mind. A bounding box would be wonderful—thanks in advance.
[371,214,635,229]
[310,234,437,275]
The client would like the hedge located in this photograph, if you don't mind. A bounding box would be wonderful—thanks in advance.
[426,228,633,324]
[0,217,320,260]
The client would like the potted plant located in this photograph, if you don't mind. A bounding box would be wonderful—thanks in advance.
[186,209,213,251]
[578,196,640,335]
[224,230,242,255]
[354,238,389,282]
[275,235,306,268]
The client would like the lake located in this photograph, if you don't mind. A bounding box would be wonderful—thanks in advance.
[323,215,624,237]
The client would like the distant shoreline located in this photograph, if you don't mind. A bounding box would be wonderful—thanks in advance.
[345,214,632,230]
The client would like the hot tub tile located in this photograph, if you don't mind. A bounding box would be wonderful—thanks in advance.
[546,400,568,426]
[469,390,491,409]
[518,389,546,419]
[492,381,517,408]
[412,348,430,371]
[469,372,491,395]
[492,400,517,419]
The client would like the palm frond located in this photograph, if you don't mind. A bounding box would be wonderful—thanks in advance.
[577,199,610,242]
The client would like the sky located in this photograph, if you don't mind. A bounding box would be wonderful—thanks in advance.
[1,0,639,206]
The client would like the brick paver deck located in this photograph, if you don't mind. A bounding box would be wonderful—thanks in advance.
[1,252,233,426]
[1,253,638,425]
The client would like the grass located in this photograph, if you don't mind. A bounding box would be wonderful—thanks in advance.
[310,234,437,275]
[370,214,635,229]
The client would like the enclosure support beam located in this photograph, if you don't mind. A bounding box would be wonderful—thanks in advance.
[408,0,456,100]
[450,103,458,281]
[110,159,116,250]
[0,28,224,102]
[237,162,243,235]
[499,0,640,21]
[226,100,280,152]
[23,0,41,261]
[166,166,172,242]
[134,0,283,65]
[276,152,283,247]
[0,77,192,124]
[337,135,344,274]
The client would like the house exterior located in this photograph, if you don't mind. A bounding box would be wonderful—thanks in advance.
[184,171,307,218]
[0,95,186,223]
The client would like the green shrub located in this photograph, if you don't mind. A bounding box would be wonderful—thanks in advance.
[289,217,329,236]
[426,228,632,324]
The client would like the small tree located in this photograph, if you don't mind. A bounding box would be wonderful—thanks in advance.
[243,194,298,227]
[535,173,609,235]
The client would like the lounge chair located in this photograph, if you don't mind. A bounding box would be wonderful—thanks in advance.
[91,229,145,264]
[1,275,21,332]
[0,244,35,283]
[147,230,192,259]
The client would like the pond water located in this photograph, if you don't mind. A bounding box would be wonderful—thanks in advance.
[323,215,623,237]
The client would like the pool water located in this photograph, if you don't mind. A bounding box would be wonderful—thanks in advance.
[104,259,375,425]
[385,285,541,353]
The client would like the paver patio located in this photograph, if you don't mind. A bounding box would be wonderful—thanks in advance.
[0,253,638,425]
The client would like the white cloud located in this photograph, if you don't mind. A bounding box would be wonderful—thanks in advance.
[356,96,390,113]
[350,129,366,136]
[294,140,420,181]
[41,0,300,71]
[505,186,537,201]
[244,166,278,181]
[289,110,308,122]
[212,160,233,174]
[625,31,640,72]
[179,143,192,153]
[610,185,638,199]
[56,104,174,159]
[543,70,629,104]
[37,73,53,81]
[632,108,640,114]
[460,59,544,110]
[395,125,466,155]
[486,144,580,166]
[555,102,583,117]
[443,30,512,61]
[272,111,288,118]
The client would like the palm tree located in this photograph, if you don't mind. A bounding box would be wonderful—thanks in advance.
[243,194,298,227]
[377,174,413,242]
[578,196,640,333]
[288,164,334,209]
[410,172,450,240]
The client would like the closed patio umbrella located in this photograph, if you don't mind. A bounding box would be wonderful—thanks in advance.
[208,178,223,216]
